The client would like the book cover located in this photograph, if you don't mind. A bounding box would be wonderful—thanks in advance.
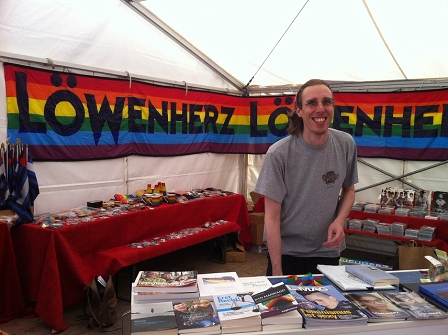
[344,292,410,322]
[414,189,432,211]
[345,264,399,287]
[287,284,367,328]
[131,301,178,335]
[317,264,395,291]
[133,271,198,293]
[212,292,261,329]
[419,282,448,309]
[432,191,448,214]
[382,291,448,319]
[251,282,298,319]
[197,272,246,300]
[172,300,221,334]
[240,276,273,295]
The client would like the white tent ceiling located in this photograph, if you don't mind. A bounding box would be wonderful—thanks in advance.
[144,0,448,88]
[2,0,448,94]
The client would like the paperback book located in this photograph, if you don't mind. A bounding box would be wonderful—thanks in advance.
[240,276,273,295]
[382,291,448,319]
[197,272,246,301]
[251,282,298,318]
[131,301,178,335]
[287,284,368,329]
[133,270,198,293]
[132,286,200,304]
[345,264,399,287]
[212,292,262,333]
[317,264,395,291]
[172,300,221,335]
[419,282,448,309]
[344,292,410,322]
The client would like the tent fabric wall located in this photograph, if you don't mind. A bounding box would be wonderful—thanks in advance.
[2,0,448,215]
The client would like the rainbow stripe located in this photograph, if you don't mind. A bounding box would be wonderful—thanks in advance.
[4,64,448,161]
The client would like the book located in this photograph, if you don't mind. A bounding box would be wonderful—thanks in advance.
[345,264,399,287]
[240,276,273,295]
[172,300,221,334]
[287,284,368,329]
[432,191,448,214]
[317,264,395,291]
[133,271,198,293]
[251,282,299,319]
[419,282,448,309]
[344,292,410,322]
[212,292,262,333]
[260,309,303,331]
[382,291,448,319]
[132,288,200,304]
[131,301,178,335]
[197,272,246,301]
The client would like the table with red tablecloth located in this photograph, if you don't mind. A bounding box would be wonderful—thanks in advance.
[10,194,250,333]
[0,222,25,324]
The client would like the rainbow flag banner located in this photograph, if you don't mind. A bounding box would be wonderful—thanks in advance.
[4,64,448,161]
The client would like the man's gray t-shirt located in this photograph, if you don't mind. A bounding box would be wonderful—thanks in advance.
[254,128,358,257]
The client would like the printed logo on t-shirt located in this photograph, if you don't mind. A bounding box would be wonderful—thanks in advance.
[322,171,339,185]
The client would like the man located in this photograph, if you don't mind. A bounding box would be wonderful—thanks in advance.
[255,79,358,276]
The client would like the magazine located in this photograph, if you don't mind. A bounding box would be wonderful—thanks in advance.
[344,292,410,322]
[382,291,448,319]
[286,284,367,329]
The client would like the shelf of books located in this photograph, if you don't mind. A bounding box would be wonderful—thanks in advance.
[346,210,448,252]
[130,269,448,335]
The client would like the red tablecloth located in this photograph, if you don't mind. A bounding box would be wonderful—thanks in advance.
[0,222,25,324]
[10,194,250,333]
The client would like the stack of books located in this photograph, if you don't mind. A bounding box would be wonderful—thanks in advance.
[130,301,178,335]
[317,264,397,291]
[132,271,199,304]
[213,292,262,333]
[251,282,302,331]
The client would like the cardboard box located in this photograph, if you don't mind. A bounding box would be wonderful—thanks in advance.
[249,191,262,206]
[249,212,265,245]
[225,241,246,263]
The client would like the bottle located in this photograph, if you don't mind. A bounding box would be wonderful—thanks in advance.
[146,184,152,194]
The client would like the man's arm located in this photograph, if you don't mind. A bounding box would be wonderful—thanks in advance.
[323,184,355,248]
[264,196,283,276]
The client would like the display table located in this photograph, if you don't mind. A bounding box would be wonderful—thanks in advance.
[10,194,250,333]
[0,222,25,324]
[346,210,448,252]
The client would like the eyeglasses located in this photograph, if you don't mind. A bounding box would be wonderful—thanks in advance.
[304,97,334,108]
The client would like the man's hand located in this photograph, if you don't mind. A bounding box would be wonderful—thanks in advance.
[323,220,345,248]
